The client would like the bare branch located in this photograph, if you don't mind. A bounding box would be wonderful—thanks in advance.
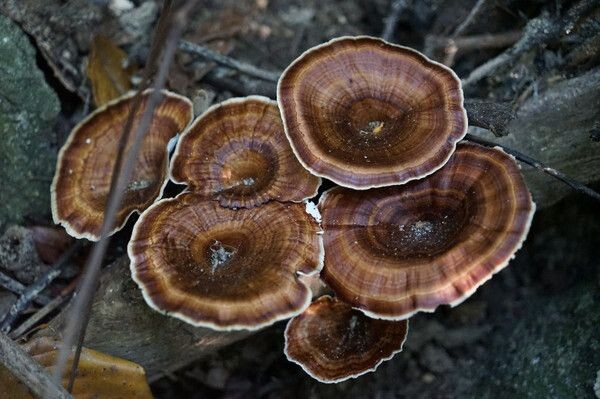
[179,40,281,82]
[452,0,488,38]
[462,0,596,87]
[381,0,410,42]
[465,133,600,201]
[9,290,73,340]
[0,241,82,333]
[0,271,50,305]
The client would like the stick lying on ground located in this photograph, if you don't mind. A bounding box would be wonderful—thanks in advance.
[0,332,72,399]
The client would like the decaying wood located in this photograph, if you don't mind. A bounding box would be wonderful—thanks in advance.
[464,100,514,137]
[0,332,72,399]
[471,67,600,207]
[43,257,250,381]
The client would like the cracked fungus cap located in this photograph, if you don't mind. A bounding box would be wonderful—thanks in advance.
[319,142,535,320]
[51,90,193,241]
[284,295,408,383]
[128,192,323,330]
[171,96,321,208]
[278,36,467,189]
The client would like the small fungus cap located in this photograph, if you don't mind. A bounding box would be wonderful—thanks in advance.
[284,295,408,383]
[278,36,467,189]
[128,192,323,330]
[51,90,193,241]
[171,96,321,208]
[319,143,535,320]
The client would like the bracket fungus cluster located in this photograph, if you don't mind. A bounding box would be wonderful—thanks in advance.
[277,36,534,383]
[129,96,323,330]
[51,90,193,240]
[49,35,535,385]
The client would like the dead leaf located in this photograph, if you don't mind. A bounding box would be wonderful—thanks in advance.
[30,226,74,265]
[87,35,137,107]
[0,336,154,399]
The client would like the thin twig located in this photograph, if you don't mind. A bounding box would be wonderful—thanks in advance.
[462,0,596,87]
[0,241,82,333]
[452,0,488,38]
[179,40,281,82]
[440,30,522,66]
[426,30,522,59]
[52,1,200,393]
[9,290,74,340]
[0,332,72,399]
[465,133,600,201]
[0,271,50,305]
[381,0,409,42]
[53,0,178,390]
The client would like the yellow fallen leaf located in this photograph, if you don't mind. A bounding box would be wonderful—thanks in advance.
[0,336,154,399]
[87,36,137,108]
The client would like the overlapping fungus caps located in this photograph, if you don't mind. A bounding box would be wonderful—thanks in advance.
[278,36,467,189]
[128,192,323,330]
[171,96,321,208]
[51,90,193,240]
[319,143,535,319]
[285,296,408,383]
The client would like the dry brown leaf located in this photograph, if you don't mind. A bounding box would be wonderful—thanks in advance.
[0,336,154,399]
[87,35,137,108]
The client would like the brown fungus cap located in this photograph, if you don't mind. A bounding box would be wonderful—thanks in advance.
[171,96,321,208]
[278,36,467,189]
[51,90,193,241]
[319,142,535,320]
[128,192,323,330]
[284,295,408,383]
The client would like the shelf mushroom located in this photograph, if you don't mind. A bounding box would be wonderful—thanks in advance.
[51,90,193,240]
[318,142,535,320]
[171,96,321,208]
[128,192,323,330]
[285,295,408,383]
[278,36,467,189]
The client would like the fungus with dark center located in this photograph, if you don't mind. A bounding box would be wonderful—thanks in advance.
[51,90,193,241]
[171,96,321,208]
[278,36,467,189]
[284,295,408,383]
[319,142,535,320]
[128,192,323,330]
